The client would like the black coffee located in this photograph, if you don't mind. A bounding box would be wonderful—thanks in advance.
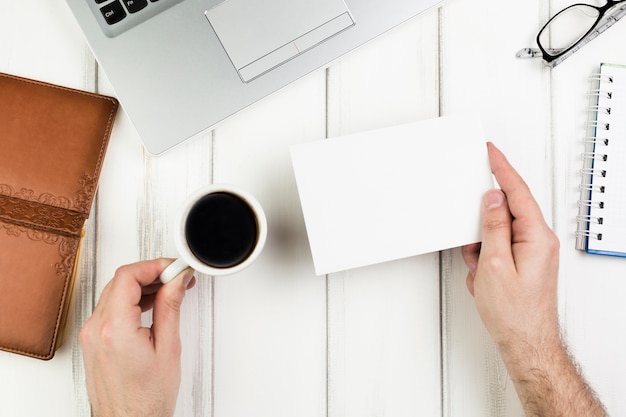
[185,192,258,268]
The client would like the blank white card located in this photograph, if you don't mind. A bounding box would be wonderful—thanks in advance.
[291,114,493,275]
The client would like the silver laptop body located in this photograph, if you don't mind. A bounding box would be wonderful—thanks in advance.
[65,0,441,155]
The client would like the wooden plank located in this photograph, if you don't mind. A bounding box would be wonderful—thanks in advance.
[95,68,216,417]
[141,137,215,417]
[439,0,548,415]
[211,72,328,417]
[550,1,626,412]
[71,202,98,417]
[325,11,442,417]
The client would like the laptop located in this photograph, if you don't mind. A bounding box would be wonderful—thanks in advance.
[64,0,442,155]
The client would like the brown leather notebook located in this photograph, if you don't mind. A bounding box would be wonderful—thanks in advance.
[0,73,118,360]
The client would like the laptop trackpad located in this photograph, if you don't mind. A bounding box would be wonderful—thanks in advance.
[206,0,355,82]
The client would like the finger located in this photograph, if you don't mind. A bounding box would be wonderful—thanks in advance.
[486,142,547,235]
[142,282,163,297]
[466,272,475,297]
[152,268,195,357]
[106,259,174,311]
[139,294,157,312]
[478,189,514,267]
[138,277,194,312]
[462,243,480,297]
[461,242,481,276]
[185,276,197,290]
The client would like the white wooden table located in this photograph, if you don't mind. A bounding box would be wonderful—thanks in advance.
[2,0,626,416]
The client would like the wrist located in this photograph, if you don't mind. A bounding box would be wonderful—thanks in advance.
[497,328,563,377]
[490,309,561,357]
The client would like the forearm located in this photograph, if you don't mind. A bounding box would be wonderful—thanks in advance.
[465,145,608,416]
[498,333,607,417]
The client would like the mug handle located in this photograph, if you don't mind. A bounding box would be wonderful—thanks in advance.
[159,258,193,284]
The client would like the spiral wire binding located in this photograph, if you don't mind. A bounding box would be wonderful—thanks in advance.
[589,73,614,84]
[576,230,604,241]
[579,183,605,193]
[576,214,604,225]
[576,70,613,247]
[584,136,609,146]
[578,199,605,209]
[588,105,611,114]
[589,89,613,99]
[580,167,607,177]
[582,152,608,161]
[587,120,611,130]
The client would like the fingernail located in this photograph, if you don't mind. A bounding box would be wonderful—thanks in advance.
[484,190,504,209]
[468,262,477,277]
[181,268,194,288]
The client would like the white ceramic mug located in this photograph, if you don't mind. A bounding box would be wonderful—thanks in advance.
[159,184,267,283]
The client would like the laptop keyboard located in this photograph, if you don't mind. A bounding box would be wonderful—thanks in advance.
[89,0,185,37]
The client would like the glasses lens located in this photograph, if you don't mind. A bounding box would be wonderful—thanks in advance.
[538,5,600,55]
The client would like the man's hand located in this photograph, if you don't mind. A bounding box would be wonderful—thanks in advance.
[80,259,195,417]
[462,142,560,349]
[462,142,607,417]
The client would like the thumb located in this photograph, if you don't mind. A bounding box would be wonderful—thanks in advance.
[479,189,514,265]
[152,268,194,356]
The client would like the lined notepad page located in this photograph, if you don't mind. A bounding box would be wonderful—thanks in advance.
[291,114,493,275]
[581,63,626,256]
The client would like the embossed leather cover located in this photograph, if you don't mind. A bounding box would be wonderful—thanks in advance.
[0,73,118,360]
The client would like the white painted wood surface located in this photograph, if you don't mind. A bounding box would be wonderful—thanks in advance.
[1,0,626,416]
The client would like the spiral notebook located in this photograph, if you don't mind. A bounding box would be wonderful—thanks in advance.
[576,63,626,256]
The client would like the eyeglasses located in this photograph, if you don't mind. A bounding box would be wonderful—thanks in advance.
[516,0,626,68]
